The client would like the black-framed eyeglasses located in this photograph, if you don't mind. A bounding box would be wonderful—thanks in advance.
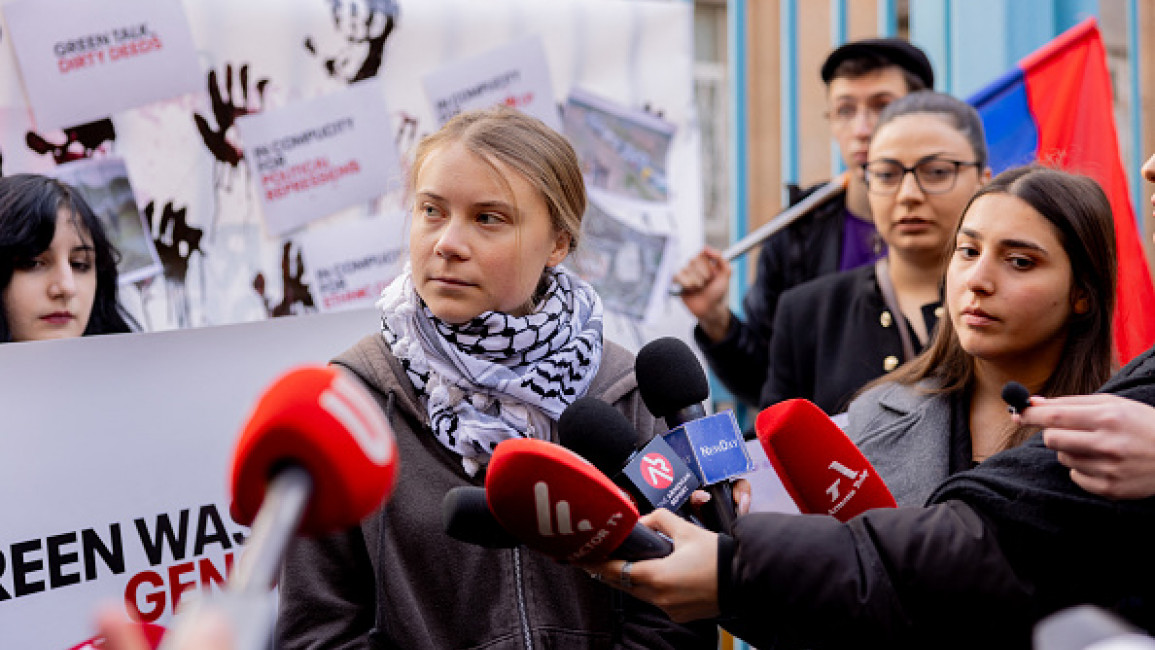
[861,157,983,196]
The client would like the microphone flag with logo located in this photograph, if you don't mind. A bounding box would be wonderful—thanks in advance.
[559,396,699,513]
[485,438,672,563]
[755,398,895,521]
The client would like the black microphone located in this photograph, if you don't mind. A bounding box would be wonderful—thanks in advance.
[558,396,700,514]
[442,486,520,549]
[635,337,752,533]
[1002,381,1031,415]
[443,481,673,561]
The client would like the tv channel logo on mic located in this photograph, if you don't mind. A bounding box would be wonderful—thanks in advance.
[618,435,699,511]
[663,410,752,484]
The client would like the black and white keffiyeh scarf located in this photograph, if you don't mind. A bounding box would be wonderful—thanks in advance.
[378,265,603,475]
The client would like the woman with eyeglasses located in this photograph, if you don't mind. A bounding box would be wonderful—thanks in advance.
[761,91,989,414]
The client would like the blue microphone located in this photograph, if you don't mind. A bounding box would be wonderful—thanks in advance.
[635,337,752,533]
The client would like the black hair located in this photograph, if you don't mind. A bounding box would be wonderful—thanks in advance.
[0,174,136,341]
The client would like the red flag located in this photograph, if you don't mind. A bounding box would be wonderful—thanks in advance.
[1020,18,1155,363]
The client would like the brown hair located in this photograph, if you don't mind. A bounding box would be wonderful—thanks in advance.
[408,106,586,253]
[878,165,1117,450]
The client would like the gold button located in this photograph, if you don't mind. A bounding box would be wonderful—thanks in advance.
[883,355,899,372]
[880,311,892,328]
[934,306,945,318]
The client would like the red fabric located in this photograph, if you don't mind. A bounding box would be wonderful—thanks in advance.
[1021,18,1155,363]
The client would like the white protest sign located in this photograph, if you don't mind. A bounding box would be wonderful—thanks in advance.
[237,80,402,238]
[422,35,561,131]
[2,0,201,129]
[300,213,408,312]
[0,308,377,650]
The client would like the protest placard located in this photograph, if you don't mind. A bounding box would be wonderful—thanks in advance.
[237,80,402,237]
[3,0,201,129]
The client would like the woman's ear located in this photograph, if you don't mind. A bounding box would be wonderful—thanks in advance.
[980,167,993,184]
[545,230,572,268]
[1072,290,1091,315]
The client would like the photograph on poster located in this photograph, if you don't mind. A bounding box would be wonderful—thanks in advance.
[51,156,163,285]
[422,35,561,131]
[562,87,675,204]
[567,191,673,323]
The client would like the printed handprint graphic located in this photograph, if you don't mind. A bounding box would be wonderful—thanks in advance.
[26,118,116,164]
[303,0,399,84]
[253,241,316,318]
[193,63,269,168]
[142,199,204,328]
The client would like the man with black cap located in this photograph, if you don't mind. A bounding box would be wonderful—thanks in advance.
[675,38,935,409]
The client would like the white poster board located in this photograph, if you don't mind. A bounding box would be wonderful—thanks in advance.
[300,212,408,312]
[0,309,377,650]
[0,0,700,347]
[237,80,403,237]
[422,35,561,131]
[2,0,201,129]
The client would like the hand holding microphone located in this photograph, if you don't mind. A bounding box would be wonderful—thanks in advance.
[155,365,399,650]
[576,508,722,624]
[1015,391,1155,500]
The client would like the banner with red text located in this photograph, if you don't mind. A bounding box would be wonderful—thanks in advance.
[422,35,561,131]
[0,308,377,649]
[299,212,407,312]
[2,0,201,129]
[237,79,402,237]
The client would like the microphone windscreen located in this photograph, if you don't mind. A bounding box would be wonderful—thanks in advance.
[635,337,709,418]
[1001,381,1031,414]
[442,486,520,549]
[558,396,641,475]
[755,399,896,521]
[485,438,640,562]
[230,365,398,536]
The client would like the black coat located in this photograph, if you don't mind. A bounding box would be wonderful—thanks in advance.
[696,184,851,407]
[717,345,1155,649]
[762,263,940,414]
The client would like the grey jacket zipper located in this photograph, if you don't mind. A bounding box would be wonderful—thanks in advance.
[512,547,535,650]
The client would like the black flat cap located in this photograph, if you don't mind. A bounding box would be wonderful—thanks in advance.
[821,38,935,89]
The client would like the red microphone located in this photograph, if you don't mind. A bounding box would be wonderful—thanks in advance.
[755,399,895,521]
[155,365,398,650]
[485,438,672,563]
[231,365,398,538]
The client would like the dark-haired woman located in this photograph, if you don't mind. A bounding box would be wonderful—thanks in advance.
[0,174,135,342]
[846,165,1117,506]
[762,91,990,414]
